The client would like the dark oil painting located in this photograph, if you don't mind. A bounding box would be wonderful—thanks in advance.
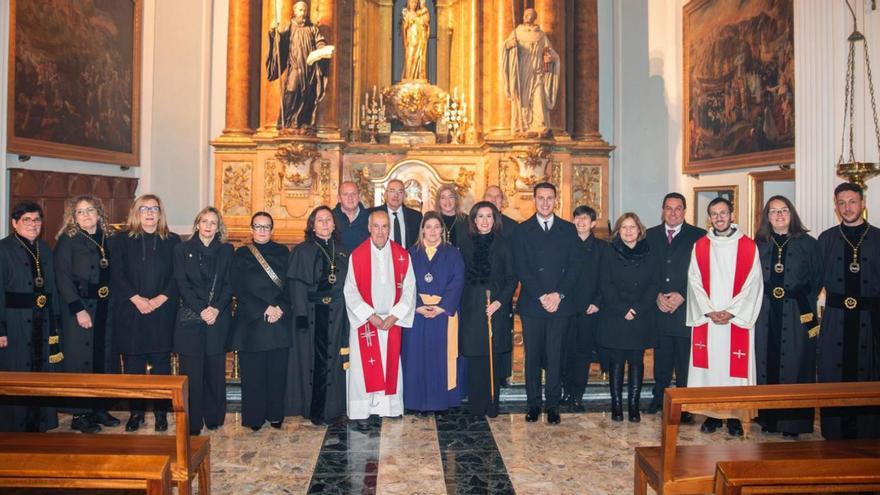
[683,0,794,173]
[8,0,140,166]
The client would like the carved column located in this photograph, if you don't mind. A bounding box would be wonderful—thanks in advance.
[223,0,254,136]
[482,0,515,139]
[534,0,567,137]
[315,0,339,137]
[572,0,600,140]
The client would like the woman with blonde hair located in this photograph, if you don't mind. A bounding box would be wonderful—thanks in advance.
[435,184,467,247]
[599,212,657,422]
[173,206,235,435]
[110,194,180,432]
[54,195,118,433]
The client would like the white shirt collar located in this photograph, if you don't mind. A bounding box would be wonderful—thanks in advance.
[664,223,683,237]
[536,213,555,229]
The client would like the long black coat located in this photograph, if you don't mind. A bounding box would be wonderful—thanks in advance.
[231,241,291,353]
[512,215,582,318]
[598,239,658,350]
[571,235,607,314]
[0,234,59,431]
[498,214,519,240]
[817,224,880,439]
[173,237,235,356]
[54,231,116,374]
[458,234,517,357]
[110,232,180,355]
[284,240,349,420]
[645,223,706,338]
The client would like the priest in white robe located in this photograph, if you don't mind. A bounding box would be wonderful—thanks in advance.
[344,210,416,428]
[686,197,763,436]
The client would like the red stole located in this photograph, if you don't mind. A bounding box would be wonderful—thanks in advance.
[692,235,756,379]
[351,239,409,395]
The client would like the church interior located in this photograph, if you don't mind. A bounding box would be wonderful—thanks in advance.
[0,0,879,493]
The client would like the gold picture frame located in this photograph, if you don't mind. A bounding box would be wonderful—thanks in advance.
[693,185,739,230]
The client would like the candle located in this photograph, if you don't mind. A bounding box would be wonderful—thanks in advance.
[379,93,383,106]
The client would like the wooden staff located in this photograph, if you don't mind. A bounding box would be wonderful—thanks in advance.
[486,289,495,402]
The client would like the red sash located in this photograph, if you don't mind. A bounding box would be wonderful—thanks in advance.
[351,239,409,395]
[692,235,756,379]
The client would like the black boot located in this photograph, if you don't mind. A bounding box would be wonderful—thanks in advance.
[154,412,168,432]
[628,362,644,423]
[609,362,624,422]
[71,414,101,434]
[92,410,121,427]
[125,412,145,432]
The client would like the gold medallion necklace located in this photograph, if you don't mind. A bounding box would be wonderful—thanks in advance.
[839,223,869,274]
[771,234,790,274]
[15,234,44,288]
[315,238,337,284]
[79,229,109,268]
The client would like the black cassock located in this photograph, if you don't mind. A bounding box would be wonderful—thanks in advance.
[285,238,349,423]
[0,234,60,431]
[231,241,291,428]
[817,223,880,440]
[458,233,517,415]
[755,233,822,434]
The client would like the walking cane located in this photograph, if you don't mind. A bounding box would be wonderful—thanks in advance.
[486,289,495,403]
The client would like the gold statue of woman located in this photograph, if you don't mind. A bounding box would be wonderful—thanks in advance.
[400,0,429,80]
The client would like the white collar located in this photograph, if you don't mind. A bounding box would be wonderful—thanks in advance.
[664,223,683,236]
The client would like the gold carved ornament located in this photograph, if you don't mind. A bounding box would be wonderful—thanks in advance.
[572,165,602,218]
[221,162,252,216]
[454,167,475,200]
[275,144,321,188]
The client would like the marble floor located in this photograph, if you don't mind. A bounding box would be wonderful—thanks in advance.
[27,407,821,495]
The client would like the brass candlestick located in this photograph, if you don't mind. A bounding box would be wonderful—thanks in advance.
[361,86,387,144]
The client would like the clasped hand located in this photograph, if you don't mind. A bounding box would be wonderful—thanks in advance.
[705,310,733,325]
[656,292,684,313]
[539,292,561,313]
[416,305,446,319]
[368,314,398,331]
[201,306,220,325]
[130,294,168,315]
[263,305,284,324]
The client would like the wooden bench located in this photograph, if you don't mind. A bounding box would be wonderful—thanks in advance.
[633,382,880,495]
[0,453,172,494]
[714,458,880,494]
[0,371,210,495]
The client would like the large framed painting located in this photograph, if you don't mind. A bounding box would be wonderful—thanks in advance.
[7,0,142,167]
[683,0,794,174]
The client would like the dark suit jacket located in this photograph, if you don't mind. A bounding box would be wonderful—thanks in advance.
[371,204,422,249]
[645,223,706,338]
[512,215,582,318]
[499,214,519,240]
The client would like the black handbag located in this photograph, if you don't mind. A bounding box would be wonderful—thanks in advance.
[177,272,218,326]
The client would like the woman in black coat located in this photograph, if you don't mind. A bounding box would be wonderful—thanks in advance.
[173,206,234,436]
[754,196,822,437]
[600,212,657,423]
[458,202,517,418]
[232,212,291,431]
[111,194,180,433]
[54,195,119,433]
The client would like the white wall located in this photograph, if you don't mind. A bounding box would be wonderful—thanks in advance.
[0,0,216,235]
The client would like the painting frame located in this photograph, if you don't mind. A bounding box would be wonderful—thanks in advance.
[7,0,142,167]
[692,185,739,231]
[682,0,794,174]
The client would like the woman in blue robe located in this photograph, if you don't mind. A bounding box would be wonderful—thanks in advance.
[402,211,465,415]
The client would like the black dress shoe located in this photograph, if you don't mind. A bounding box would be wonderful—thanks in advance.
[250,425,262,432]
[645,402,662,415]
[125,413,145,432]
[270,421,283,429]
[355,419,371,431]
[310,416,324,426]
[546,407,561,425]
[781,432,799,438]
[154,413,168,432]
[727,419,744,437]
[71,414,101,434]
[525,407,541,422]
[700,417,722,434]
[559,394,572,407]
[680,412,695,424]
[570,398,586,413]
[487,403,499,418]
[92,410,121,427]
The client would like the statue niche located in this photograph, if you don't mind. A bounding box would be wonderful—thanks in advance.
[392,0,436,84]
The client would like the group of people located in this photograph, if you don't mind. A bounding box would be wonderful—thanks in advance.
[0,179,877,441]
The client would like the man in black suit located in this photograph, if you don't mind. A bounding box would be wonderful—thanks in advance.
[483,185,519,239]
[512,182,582,425]
[372,179,422,249]
[645,192,706,421]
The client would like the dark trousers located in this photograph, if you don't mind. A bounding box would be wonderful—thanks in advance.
[521,315,567,408]
[123,352,171,415]
[651,334,690,407]
[465,355,503,415]
[240,348,288,427]
[561,313,598,399]
[179,353,227,434]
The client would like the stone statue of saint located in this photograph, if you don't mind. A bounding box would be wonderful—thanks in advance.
[400,0,430,81]
[502,8,560,138]
[267,1,332,134]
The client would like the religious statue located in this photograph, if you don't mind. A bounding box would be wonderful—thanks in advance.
[502,8,560,138]
[400,0,430,81]
[267,1,334,134]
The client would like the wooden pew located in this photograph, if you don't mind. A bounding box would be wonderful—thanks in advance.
[714,458,880,494]
[0,371,210,495]
[0,453,172,494]
[633,382,880,495]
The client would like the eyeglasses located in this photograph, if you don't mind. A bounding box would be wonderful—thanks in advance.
[18,217,43,225]
[709,211,731,219]
[251,224,273,232]
[139,206,161,214]
[75,207,97,216]
[768,208,790,217]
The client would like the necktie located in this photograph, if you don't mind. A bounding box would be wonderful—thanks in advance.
[544,221,550,232]
[667,229,675,245]
[393,211,402,246]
